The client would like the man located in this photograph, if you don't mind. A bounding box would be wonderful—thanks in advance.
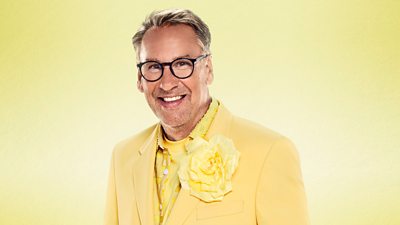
[105,9,309,225]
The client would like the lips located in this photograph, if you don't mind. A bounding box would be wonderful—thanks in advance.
[158,94,187,108]
[162,95,184,102]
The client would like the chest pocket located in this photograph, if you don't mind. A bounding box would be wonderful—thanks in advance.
[196,200,244,220]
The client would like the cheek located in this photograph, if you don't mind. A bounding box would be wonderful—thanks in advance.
[189,71,209,90]
[141,83,156,98]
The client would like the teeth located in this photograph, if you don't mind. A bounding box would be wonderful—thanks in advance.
[163,95,183,102]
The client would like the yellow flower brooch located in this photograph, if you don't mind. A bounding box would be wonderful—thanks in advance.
[178,135,240,202]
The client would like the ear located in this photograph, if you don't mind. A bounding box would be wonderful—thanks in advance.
[205,56,214,85]
[137,73,144,93]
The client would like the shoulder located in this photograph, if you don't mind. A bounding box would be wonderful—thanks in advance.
[230,115,287,144]
[229,115,298,160]
[214,103,297,157]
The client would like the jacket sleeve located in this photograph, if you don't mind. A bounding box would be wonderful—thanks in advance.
[104,151,119,225]
[256,137,310,225]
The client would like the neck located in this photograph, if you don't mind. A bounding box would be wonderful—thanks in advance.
[162,98,212,141]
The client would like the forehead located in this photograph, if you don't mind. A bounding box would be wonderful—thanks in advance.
[139,24,203,61]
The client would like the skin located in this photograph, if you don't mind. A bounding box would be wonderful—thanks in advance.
[137,24,214,141]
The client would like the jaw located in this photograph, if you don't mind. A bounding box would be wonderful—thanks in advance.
[158,110,193,141]
[157,96,212,141]
[154,93,192,125]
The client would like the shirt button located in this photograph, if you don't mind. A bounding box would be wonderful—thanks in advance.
[163,169,169,175]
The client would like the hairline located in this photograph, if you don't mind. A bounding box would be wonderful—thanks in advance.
[135,24,208,61]
[132,9,211,60]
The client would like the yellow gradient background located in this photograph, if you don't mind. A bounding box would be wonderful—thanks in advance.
[1,0,399,225]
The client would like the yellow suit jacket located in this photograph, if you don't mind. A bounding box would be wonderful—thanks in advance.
[105,104,310,225]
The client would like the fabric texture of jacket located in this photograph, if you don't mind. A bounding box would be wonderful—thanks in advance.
[104,103,310,225]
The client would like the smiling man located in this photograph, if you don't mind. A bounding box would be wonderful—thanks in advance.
[105,9,309,225]
[136,23,213,141]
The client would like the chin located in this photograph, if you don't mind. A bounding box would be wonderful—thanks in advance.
[161,118,185,128]
[159,114,189,128]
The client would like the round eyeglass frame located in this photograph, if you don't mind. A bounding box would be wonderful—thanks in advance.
[136,54,210,82]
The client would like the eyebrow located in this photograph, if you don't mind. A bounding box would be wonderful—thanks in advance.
[144,54,191,62]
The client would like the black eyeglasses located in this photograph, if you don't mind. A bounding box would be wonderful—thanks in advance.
[137,54,209,82]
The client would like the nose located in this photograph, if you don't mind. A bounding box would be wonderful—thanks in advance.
[159,65,179,91]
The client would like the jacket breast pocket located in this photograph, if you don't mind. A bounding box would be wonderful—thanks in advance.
[196,200,244,220]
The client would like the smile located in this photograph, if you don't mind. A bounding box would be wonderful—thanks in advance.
[158,95,187,108]
[162,95,184,102]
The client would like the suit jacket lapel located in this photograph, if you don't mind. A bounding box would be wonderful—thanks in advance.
[133,124,159,225]
[205,103,233,140]
[165,104,234,225]
[132,104,234,225]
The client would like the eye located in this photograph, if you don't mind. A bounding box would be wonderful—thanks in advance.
[173,59,192,69]
[145,62,162,72]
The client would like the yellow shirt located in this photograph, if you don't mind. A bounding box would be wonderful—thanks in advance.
[154,98,219,225]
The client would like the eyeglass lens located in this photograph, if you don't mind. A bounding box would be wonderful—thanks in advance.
[141,58,194,81]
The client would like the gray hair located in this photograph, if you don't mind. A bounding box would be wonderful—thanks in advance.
[132,9,211,55]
